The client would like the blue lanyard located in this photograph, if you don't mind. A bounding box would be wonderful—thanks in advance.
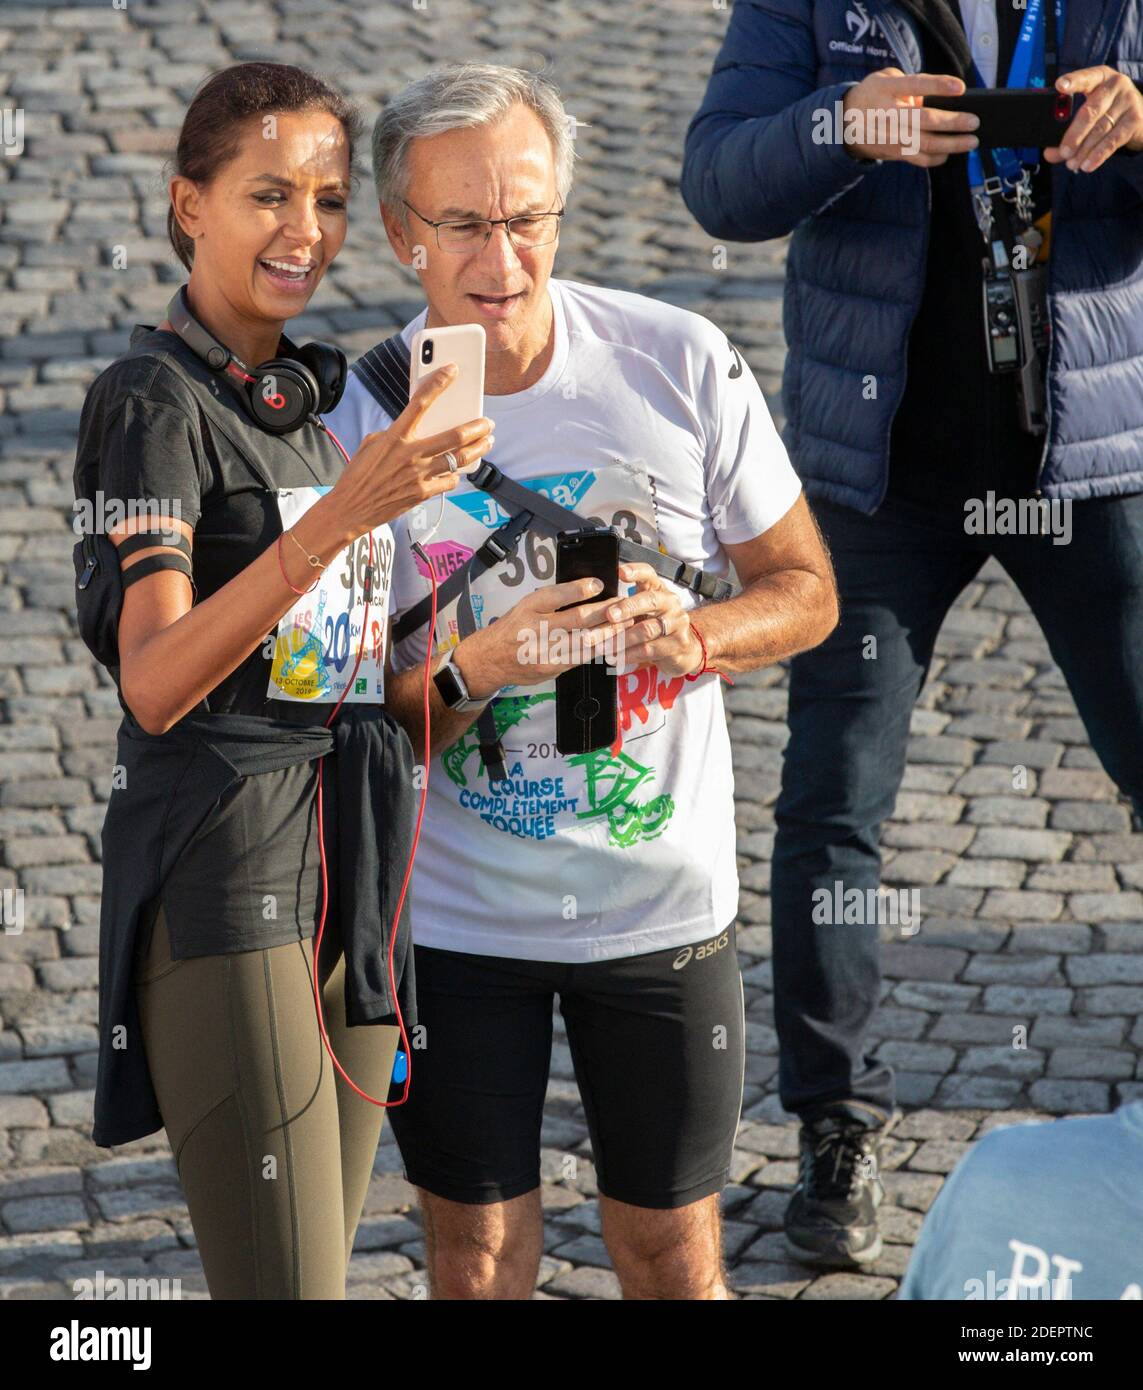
[967,0,1067,198]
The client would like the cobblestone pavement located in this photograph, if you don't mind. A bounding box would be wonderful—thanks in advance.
[1,0,1141,1302]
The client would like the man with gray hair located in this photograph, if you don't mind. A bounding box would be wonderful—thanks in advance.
[325,61,838,1300]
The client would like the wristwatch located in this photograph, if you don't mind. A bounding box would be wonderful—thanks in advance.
[433,650,498,712]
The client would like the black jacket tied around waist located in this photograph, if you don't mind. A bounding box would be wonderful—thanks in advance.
[93,705,417,1147]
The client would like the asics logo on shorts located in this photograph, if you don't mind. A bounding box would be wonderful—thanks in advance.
[673,930,730,970]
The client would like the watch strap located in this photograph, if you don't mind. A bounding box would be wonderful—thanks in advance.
[433,651,499,713]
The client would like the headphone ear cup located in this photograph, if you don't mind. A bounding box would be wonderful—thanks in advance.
[247,359,318,434]
[294,341,348,416]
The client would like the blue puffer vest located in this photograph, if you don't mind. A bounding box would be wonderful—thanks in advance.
[682,0,1143,511]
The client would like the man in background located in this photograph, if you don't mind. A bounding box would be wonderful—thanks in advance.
[683,0,1143,1267]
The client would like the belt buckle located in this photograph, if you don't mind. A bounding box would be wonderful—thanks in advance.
[480,533,511,563]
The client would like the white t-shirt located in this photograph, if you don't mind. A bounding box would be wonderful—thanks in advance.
[323,277,801,962]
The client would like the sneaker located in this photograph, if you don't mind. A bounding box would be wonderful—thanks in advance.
[783,1103,896,1268]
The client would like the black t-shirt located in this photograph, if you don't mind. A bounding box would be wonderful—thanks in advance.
[74,323,376,957]
[74,322,351,720]
[887,1,1051,509]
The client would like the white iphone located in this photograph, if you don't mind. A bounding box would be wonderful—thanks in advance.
[409,323,486,441]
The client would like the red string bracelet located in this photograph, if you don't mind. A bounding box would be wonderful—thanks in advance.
[276,532,319,596]
[685,623,733,685]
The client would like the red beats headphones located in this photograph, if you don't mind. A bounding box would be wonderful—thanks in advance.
[165,285,347,435]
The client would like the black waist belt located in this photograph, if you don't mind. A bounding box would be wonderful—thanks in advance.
[93,706,417,1148]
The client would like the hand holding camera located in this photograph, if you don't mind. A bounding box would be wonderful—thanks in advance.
[1044,66,1143,172]
[842,69,979,166]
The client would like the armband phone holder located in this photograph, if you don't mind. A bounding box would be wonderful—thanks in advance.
[73,523,195,672]
[73,530,125,672]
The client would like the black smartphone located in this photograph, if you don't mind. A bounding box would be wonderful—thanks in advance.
[554,527,619,756]
[924,87,1079,148]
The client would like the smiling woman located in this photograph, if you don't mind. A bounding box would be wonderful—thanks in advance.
[163,63,357,362]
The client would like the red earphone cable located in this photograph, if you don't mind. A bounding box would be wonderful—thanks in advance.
[306,422,437,1108]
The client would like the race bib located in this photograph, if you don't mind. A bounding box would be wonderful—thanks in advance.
[267,487,394,703]
[398,462,694,849]
[408,460,661,669]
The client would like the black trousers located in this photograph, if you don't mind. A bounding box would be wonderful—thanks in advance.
[771,489,1143,1118]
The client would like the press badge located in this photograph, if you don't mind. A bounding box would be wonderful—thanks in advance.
[267,487,394,703]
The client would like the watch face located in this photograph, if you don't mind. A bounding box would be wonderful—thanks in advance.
[433,662,465,708]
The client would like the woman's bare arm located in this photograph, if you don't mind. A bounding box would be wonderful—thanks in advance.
[111,365,494,734]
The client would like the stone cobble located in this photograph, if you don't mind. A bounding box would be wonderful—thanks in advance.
[0,0,1140,1301]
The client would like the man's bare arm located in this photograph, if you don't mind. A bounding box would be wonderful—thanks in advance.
[606,493,838,680]
[691,493,839,675]
[385,649,491,763]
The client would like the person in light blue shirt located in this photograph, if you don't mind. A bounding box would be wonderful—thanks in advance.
[899,1103,1143,1300]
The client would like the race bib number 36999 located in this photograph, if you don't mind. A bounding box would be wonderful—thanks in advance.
[267,487,394,703]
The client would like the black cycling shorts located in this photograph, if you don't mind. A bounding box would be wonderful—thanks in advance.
[387,924,745,1210]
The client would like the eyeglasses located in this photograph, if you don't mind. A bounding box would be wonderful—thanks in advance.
[402,199,564,253]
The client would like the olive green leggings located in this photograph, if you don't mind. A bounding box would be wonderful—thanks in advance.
[133,902,400,1299]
